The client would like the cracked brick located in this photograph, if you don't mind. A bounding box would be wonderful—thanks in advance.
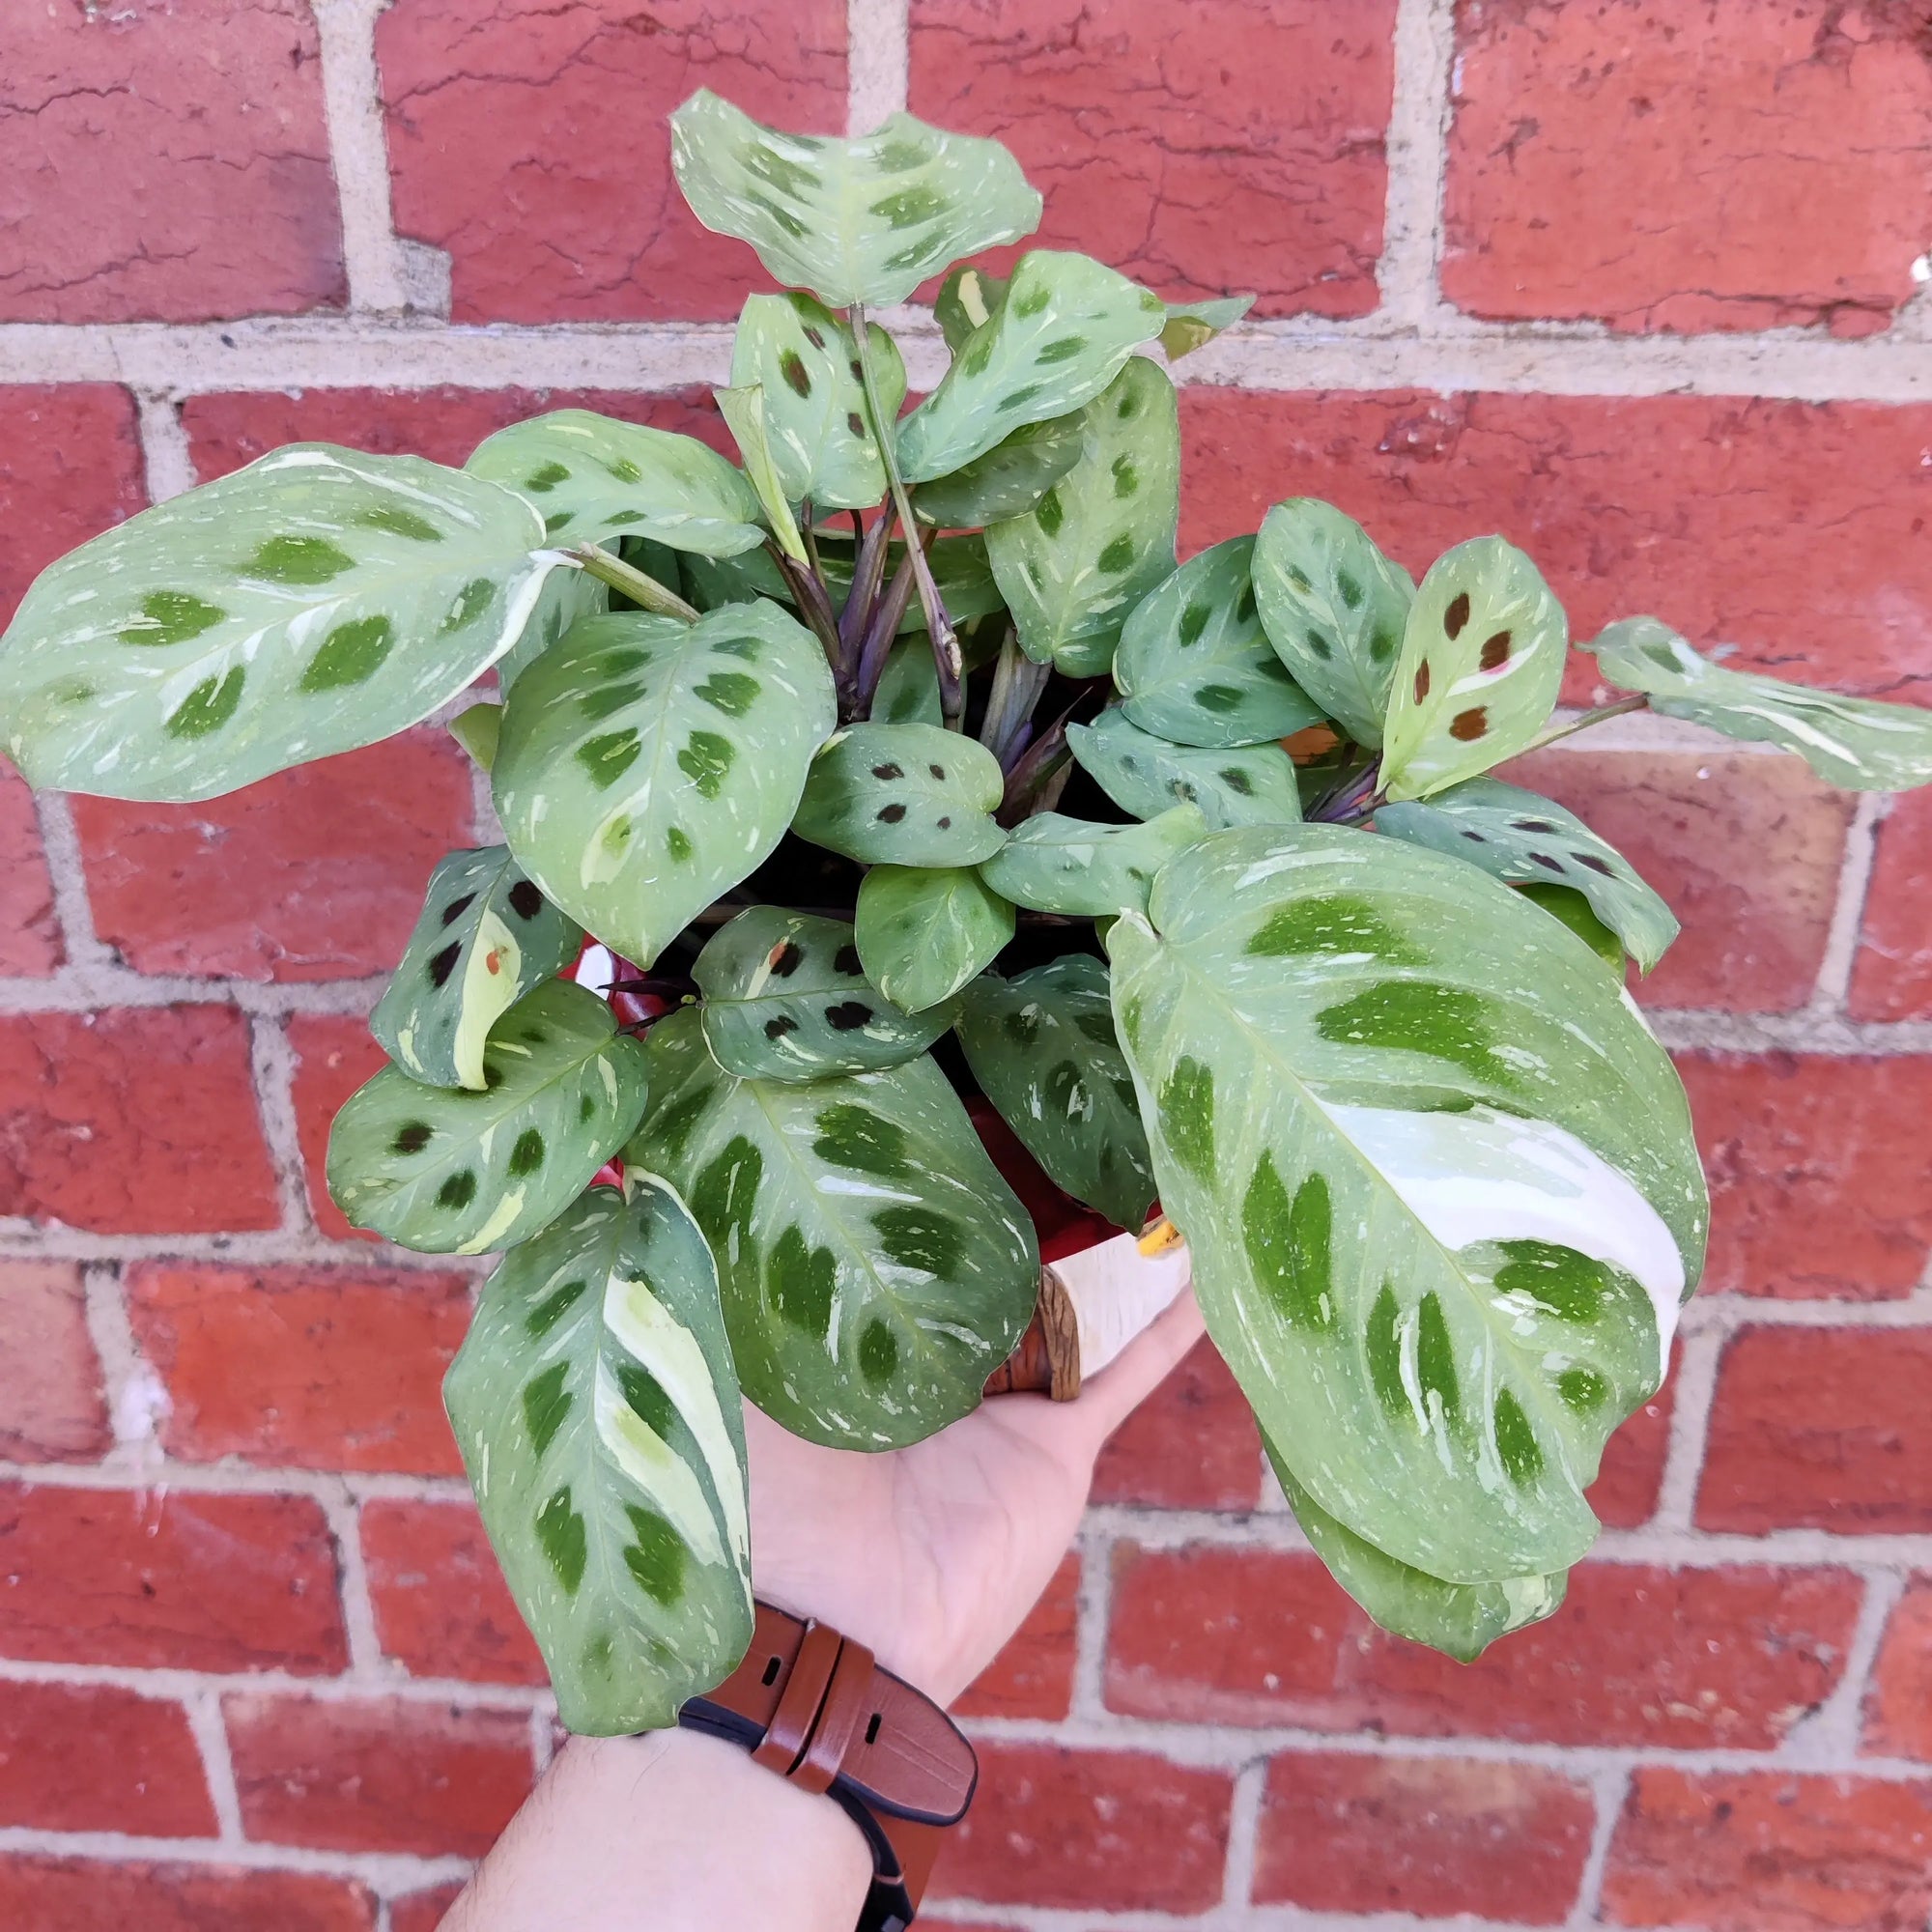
[0,760,60,976]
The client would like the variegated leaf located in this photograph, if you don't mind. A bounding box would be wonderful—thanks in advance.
[694,906,952,1081]
[985,358,1179,676]
[1251,499,1415,748]
[1375,778,1679,973]
[979,804,1208,918]
[1115,536,1324,749]
[934,264,1010,353]
[1519,882,1627,973]
[1067,709,1302,829]
[467,411,764,556]
[497,559,609,693]
[493,606,837,967]
[895,251,1165,484]
[712,385,805,560]
[1379,539,1568,802]
[854,864,1015,1012]
[630,1010,1037,1448]
[913,414,1086,530]
[1108,826,1706,1583]
[0,444,552,803]
[444,1179,753,1733]
[1589,617,1932,792]
[327,979,649,1256]
[670,92,1041,309]
[1159,295,1253,360]
[370,846,583,1090]
[955,956,1155,1231]
[791,721,1007,867]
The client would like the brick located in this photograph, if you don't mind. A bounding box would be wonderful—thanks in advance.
[930,1743,1231,1912]
[288,1014,390,1242]
[1092,1335,1261,1510]
[1679,1056,1932,1300]
[1701,1327,1932,1533]
[361,1499,545,1687]
[908,0,1392,319]
[0,1260,107,1463]
[74,731,472,983]
[226,1693,532,1858]
[0,1681,213,1836]
[1865,1574,1932,1761]
[955,1551,1078,1720]
[184,386,729,484]
[1180,390,1932,702]
[1602,1769,1932,1932]
[1444,0,1932,337]
[1106,1547,1860,1747]
[379,0,846,323]
[0,385,145,628]
[0,1008,279,1235]
[0,762,59,975]
[1590,1345,1676,1530]
[1255,1752,1593,1922]
[392,1884,466,1932]
[1851,789,1932,1021]
[0,1483,347,1674]
[128,1264,470,1475]
[0,1857,376,1932]
[0,2,341,323]
[1506,749,1853,1014]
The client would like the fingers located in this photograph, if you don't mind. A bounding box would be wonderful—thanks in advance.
[1064,1287,1206,1451]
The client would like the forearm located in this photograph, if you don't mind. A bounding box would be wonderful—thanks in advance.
[444,1726,873,1932]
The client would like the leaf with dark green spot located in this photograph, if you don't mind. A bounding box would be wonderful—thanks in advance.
[327,979,650,1255]
[934,264,1010,354]
[1067,709,1301,829]
[791,721,1007,867]
[979,805,1208,918]
[496,561,609,694]
[956,956,1155,1230]
[494,606,836,966]
[913,413,1086,529]
[630,1010,1037,1448]
[444,1179,752,1733]
[1158,295,1254,360]
[854,865,1015,1013]
[371,845,583,1090]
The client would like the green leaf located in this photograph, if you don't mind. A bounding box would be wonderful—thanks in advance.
[0,444,552,803]
[870,639,943,724]
[444,1180,753,1734]
[1379,539,1568,802]
[895,251,1165,484]
[1374,777,1679,973]
[1159,295,1254,360]
[913,414,1086,530]
[1266,1435,1565,1662]
[728,293,906,511]
[370,846,583,1090]
[855,864,1015,1012]
[682,545,792,612]
[1251,499,1415,748]
[630,1010,1037,1448]
[1067,709,1302,829]
[694,906,952,1081]
[1519,882,1627,973]
[1115,536,1325,748]
[497,557,610,693]
[980,804,1208,918]
[449,702,501,772]
[327,980,649,1256]
[695,533,1003,634]
[711,385,805,561]
[935,265,1011,354]
[467,411,764,557]
[669,91,1041,309]
[1588,617,1932,791]
[493,606,836,967]
[791,721,1007,867]
[955,956,1155,1230]
[1107,825,1706,1582]
[985,358,1179,675]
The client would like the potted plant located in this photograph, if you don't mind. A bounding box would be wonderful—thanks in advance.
[4,90,1929,1736]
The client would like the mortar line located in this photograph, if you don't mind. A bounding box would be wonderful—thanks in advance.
[1568,1763,1632,1929]
[323,1488,393,1681]
[0,1655,548,1713]
[1071,1518,1117,1721]
[847,0,911,133]
[1809,789,1889,1013]
[1780,1566,1903,1766]
[133,389,195,502]
[79,1262,170,1480]
[1649,1323,1722,1533]
[248,1010,321,1237]
[29,790,110,970]
[181,1686,248,1844]
[0,1824,472,1894]
[1218,1754,1268,1912]
[310,0,412,314]
[1378,0,1457,327]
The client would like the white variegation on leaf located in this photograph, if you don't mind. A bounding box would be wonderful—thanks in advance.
[630,1010,1037,1449]
[791,721,1007,867]
[712,386,806,561]
[444,1179,753,1734]
[493,606,837,967]
[467,411,764,557]
[895,250,1165,484]
[327,979,650,1256]
[980,805,1208,918]
[1108,826,1706,1583]
[1068,709,1301,829]
[1589,617,1932,791]
[934,264,1010,353]
[0,444,553,803]
[670,92,1041,309]
[695,906,952,1081]
[1379,539,1567,802]
[1115,537,1324,749]
[370,846,583,1090]
[496,559,610,694]
[986,358,1179,676]
[854,864,1015,1013]
[955,955,1156,1231]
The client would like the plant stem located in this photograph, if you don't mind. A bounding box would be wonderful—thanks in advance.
[1517,693,1650,753]
[839,507,895,654]
[766,538,848,691]
[569,545,699,622]
[980,626,1051,769]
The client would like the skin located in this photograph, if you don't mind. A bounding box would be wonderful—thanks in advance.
[446,1288,1207,1932]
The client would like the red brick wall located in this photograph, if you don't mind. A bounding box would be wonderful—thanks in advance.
[3,2,1931,1927]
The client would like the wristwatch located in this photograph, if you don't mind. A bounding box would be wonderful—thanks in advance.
[677,1601,978,1932]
